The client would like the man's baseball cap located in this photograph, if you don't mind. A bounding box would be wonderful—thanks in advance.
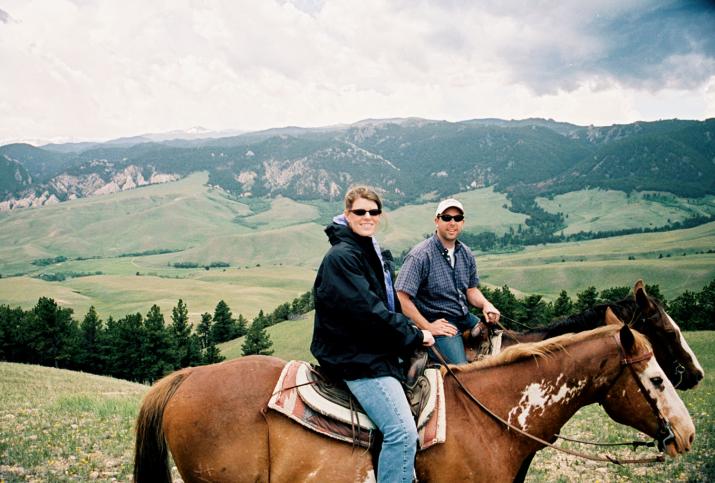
[435,198,464,216]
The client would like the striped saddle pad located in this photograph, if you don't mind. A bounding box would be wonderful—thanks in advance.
[268,360,446,450]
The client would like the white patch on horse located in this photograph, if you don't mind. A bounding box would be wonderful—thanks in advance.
[360,469,377,483]
[640,358,693,428]
[666,314,705,376]
[507,376,586,430]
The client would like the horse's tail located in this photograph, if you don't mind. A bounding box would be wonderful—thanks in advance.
[133,369,191,483]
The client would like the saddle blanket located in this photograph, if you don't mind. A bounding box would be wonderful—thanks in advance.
[268,360,446,450]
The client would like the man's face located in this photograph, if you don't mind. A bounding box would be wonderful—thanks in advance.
[435,207,464,243]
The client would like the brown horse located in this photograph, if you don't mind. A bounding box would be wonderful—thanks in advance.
[478,280,704,390]
[134,319,695,482]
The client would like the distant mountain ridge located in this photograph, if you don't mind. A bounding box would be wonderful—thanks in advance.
[1,117,713,211]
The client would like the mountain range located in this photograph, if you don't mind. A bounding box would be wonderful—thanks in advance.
[1,117,714,211]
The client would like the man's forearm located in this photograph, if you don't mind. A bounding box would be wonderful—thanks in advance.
[396,291,431,330]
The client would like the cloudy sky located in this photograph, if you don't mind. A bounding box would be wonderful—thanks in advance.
[1,0,714,144]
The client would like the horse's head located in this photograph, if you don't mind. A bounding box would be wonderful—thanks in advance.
[624,280,704,390]
[600,316,695,457]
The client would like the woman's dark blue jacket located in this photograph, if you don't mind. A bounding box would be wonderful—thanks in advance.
[310,222,424,381]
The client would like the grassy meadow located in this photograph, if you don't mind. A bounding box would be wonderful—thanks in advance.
[2,331,713,482]
[537,189,715,235]
[1,174,715,321]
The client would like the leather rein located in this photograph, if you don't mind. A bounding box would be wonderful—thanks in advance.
[430,334,671,465]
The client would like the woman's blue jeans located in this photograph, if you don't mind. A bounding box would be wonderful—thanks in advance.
[345,376,418,483]
[434,313,479,364]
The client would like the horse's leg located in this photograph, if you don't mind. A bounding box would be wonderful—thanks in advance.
[266,412,376,482]
[163,356,285,483]
[513,452,535,483]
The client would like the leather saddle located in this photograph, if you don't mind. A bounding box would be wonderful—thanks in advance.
[296,354,437,431]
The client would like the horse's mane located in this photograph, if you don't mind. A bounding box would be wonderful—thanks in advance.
[453,324,651,373]
[523,297,641,339]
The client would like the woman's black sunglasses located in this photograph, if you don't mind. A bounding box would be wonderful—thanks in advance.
[438,214,464,222]
[350,209,382,216]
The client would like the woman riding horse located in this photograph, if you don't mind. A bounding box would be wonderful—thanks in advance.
[310,185,435,483]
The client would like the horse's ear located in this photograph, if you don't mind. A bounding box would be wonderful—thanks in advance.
[634,279,654,312]
[620,324,636,353]
[604,307,623,326]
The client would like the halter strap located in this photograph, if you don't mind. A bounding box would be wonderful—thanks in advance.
[621,351,654,365]
[612,334,676,452]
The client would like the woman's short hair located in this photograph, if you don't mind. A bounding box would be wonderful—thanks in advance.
[344,185,382,211]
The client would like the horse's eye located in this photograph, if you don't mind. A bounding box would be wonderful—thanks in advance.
[650,376,664,388]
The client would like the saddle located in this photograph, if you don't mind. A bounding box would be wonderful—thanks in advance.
[268,359,446,450]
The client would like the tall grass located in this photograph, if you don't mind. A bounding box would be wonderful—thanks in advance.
[0,363,147,482]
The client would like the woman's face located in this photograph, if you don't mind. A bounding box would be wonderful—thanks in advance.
[346,197,381,237]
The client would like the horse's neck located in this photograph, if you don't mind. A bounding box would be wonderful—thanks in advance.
[456,333,621,445]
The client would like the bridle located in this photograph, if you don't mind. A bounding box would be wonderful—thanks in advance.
[629,307,688,390]
[612,332,676,452]
[430,331,674,464]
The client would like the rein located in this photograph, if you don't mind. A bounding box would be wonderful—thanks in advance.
[430,342,668,465]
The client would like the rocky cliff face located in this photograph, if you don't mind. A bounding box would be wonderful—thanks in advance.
[0,164,178,211]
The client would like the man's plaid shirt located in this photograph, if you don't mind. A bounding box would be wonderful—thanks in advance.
[395,234,479,322]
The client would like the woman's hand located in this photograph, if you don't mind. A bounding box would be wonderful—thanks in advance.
[421,330,435,347]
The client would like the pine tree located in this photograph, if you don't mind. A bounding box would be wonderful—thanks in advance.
[143,305,175,382]
[0,305,27,362]
[78,306,104,374]
[26,297,80,368]
[552,290,574,318]
[196,312,225,365]
[599,286,630,303]
[669,290,699,330]
[575,286,600,313]
[211,300,238,343]
[110,313,145,381]
[197,312,213,350]
[241,311,273,356]
[236,314,248,337]
[695,280,715,330]
[203,343,225,364]
[170,299,201,368]
[489,285,523,328]
[522,294,551,327]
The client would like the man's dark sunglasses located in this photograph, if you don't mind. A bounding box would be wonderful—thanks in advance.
[350,208,382,216]
[438,214,464,222]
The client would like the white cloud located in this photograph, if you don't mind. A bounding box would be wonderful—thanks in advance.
[0,0,713,144]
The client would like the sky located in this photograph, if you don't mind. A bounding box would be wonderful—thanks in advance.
[1,0,714,145]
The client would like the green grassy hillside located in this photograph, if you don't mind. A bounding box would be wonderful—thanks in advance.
[0,265,316,323]
[2,174,714,321]
[478,221,715,299]
[537,189,715,235]
[219,311,315,361]
[2,331,713,481]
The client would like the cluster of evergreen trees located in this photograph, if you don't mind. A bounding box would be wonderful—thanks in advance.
[0,290,314,384]
[478,280,715,331]
[1,280,711,384]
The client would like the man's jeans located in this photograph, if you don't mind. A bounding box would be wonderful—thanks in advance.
[345,376,418,483]
[434,312,479,364]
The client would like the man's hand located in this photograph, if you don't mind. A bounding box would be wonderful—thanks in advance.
[482,303,500,324]
[429,318,459,337]
[421,330,435,347]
